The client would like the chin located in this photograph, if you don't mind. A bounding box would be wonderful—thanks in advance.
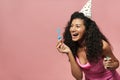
[71,36,81,41]
[72,38,79,42]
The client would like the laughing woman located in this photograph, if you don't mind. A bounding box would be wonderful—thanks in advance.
[56,11,120,80]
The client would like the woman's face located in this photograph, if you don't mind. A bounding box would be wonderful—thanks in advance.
[70,18,86,41]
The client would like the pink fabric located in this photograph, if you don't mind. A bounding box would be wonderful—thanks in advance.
[76,57,120,80]
[76,57,91,69]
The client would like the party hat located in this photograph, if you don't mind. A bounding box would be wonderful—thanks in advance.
[79,0,92,18]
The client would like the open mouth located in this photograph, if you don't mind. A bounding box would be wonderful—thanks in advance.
[72,33,79,36]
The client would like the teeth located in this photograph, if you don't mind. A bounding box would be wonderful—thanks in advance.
[73,33,78,36]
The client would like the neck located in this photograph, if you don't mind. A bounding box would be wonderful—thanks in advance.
[78,39,85,48]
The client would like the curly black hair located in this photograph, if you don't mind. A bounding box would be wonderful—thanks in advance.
[63,11,110,63]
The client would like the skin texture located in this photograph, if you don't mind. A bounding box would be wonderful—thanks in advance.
[56,18,119,80]
[70,18,85,42]
[102,40,119,70]
[56,40,83,80]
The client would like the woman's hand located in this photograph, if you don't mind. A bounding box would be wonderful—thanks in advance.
[56,40,72,54]
[103,57,115,70]
[56,40,83,80]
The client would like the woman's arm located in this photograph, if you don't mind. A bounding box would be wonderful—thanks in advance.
[67,51,83,80]
[102,40,119,70]
[56,40,83,80]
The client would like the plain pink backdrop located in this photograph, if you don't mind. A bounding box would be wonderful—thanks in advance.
[0,0,120,80]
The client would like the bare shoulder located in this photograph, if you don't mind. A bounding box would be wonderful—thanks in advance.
[102,40,118,61]
[102,40,111,51]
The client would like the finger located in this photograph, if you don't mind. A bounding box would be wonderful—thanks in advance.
[105,61,113,67]
[61,43,66,50]
[57,48,63,53]
[103,60,112,69]
[56,40,63,48]
[57,47,66,53]
[107,57,112,61]
[104,64,111,69]
[104,56,112,61]
[56,39,63,47]
[104,61,112,66]
[56,44,64,53]
[105,59,112,62]
[108,58,113,62]
[104,58,107,61]
[56,42,62,49]
[56,43,65,52]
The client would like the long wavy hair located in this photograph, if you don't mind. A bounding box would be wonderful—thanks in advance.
[63,11,110,62]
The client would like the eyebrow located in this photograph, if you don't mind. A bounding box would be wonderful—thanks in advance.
[76,24,81,25]
[71,24,81,26]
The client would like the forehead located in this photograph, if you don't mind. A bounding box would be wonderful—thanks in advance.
[71,18,84,24]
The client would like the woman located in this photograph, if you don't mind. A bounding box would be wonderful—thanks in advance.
[56,11,120,80]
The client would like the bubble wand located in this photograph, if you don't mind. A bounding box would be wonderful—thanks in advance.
[57,28,62,40]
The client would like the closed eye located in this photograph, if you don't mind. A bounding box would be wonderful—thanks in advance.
[76,24,81,28]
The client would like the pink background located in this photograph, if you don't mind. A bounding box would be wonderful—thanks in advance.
[0,0,120,80]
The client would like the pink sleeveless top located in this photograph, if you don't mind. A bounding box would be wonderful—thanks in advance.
[76,57,120,80]
[76,57,91,69]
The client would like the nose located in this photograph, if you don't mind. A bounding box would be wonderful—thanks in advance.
[70,26,76,32]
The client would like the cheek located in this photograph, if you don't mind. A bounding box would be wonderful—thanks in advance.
[69,28,72,32]
[78,28,85,34]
